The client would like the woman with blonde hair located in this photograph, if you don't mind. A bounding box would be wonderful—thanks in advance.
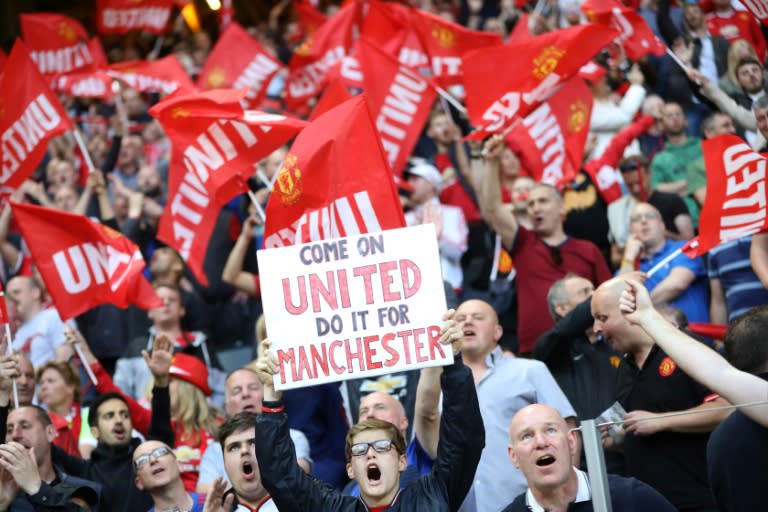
[719,39,762,96]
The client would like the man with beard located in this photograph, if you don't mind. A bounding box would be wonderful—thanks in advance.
[203,412,277,511]
[649,102,703,228]
[43,336,175,512]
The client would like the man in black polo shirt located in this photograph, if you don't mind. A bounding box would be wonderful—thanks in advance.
[591,278,730,512]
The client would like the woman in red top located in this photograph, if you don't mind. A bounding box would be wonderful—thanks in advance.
[37,361,83,457]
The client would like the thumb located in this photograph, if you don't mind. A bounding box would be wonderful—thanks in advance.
[141,350,151,366]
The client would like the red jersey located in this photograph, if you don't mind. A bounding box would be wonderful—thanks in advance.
[707,10,767,60]
[508,227,612,353]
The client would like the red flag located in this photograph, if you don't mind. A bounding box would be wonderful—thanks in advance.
[0,40,73,189]
[410,7,502,84]
[358,39,437,176]
[463,24,619,138]
[504,77,592,188]
[96,0,174,34]
[109,55,196,95]
[309,76,354,120]
[89,37,109,69]
[285,2,360,108]
[20,13,93,77]
[581,0,665,60]
[685,134,768,257]
[361,1,429,71]
[53,70,115,99]
[263,95,406,248]
[293,1,328,40]
[11,202,162,320]
[0,50,6,74]
[196,23,282,108]
[150,89,308,285]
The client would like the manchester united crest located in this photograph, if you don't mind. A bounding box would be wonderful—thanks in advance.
[205,68,227,89]
[431,24,456,49]
[170,107,190,119]
[532,46,565,80]
[276,154,303,206]
[58,22,77,43]
[658,356,677,377]
[295,36,314,57]
[568,100,589,133]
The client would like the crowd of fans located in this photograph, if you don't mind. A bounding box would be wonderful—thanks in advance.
[1,0,768,510]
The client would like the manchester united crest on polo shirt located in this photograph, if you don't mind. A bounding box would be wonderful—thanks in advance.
[658,356,677,377]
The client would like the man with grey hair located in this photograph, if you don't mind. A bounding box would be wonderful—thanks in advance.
[535,274,621,472]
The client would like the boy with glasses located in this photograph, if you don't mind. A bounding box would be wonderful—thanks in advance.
[251,312,484,512]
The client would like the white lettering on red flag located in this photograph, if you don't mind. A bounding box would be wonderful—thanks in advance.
[694,134,768,257]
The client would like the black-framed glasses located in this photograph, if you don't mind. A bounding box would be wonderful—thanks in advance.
[134,446,174,470]
[350,439,395,457]
[549,245,563,266]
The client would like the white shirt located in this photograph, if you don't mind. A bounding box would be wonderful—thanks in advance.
[525,468,591,511]
[13,308,75,368]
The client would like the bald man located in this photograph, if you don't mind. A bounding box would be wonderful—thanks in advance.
[502,404,674,511]
[591,278,728,511]
[133,440,205,512]
[443,299,575,512]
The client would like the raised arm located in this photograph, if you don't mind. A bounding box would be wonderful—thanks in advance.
[620,279,768,427]
[426,316,484,511]
[221,214,260,297]
[478,135,518,249]
[143,334,175,446]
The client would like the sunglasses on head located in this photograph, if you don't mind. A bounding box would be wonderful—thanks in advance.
[350,439,395,457]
